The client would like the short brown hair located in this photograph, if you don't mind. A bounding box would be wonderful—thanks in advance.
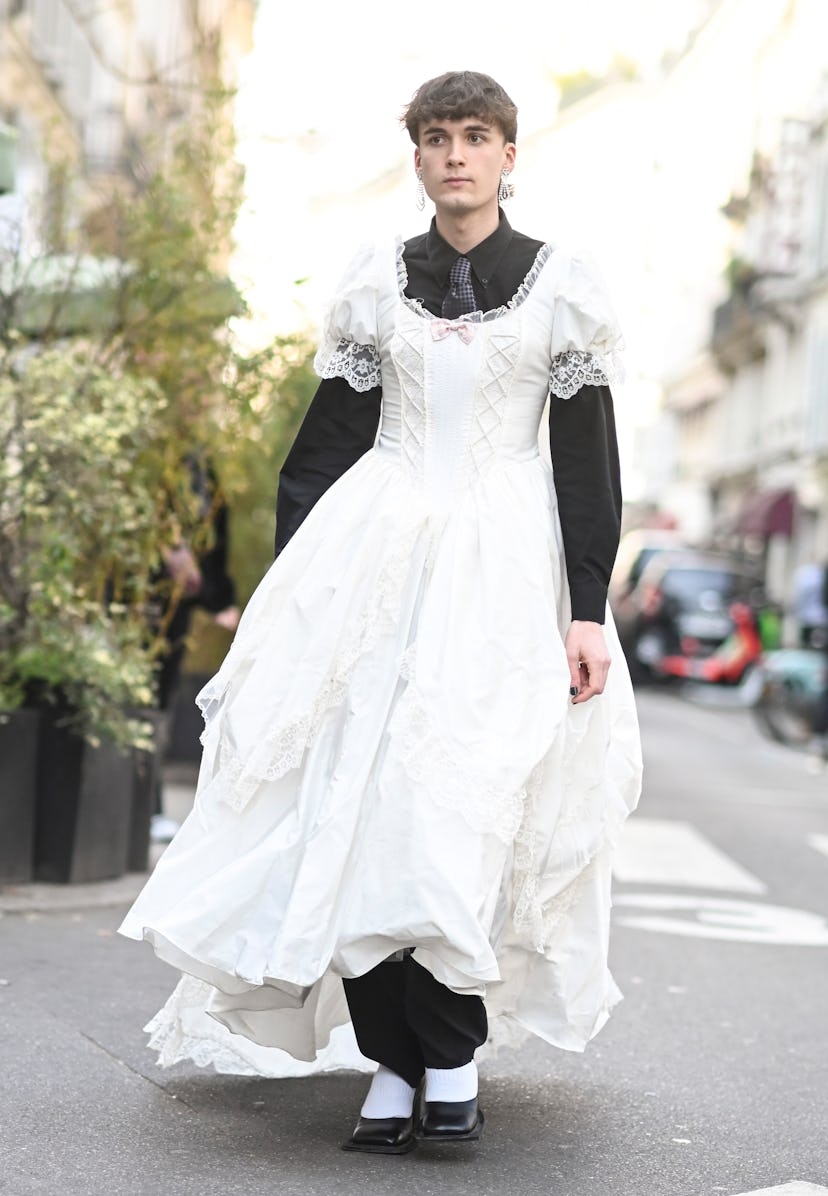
[402,71,518,145]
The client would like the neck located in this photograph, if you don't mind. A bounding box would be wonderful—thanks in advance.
[434,203,500,255]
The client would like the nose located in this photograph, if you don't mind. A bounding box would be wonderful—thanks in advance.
[446,137,466,164]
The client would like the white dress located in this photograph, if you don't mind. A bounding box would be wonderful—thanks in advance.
[119,239,642,1077]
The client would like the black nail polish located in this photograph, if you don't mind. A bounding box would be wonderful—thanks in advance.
[569,686,578,696]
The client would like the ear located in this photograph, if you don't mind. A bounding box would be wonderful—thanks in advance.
[504,142,516,172]
[414,146,421,172]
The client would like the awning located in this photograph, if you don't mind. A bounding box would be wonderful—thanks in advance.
[737,489,795,537]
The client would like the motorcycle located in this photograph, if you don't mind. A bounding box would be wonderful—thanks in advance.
[751,647,826,746]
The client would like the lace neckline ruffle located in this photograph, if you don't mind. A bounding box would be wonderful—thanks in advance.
[395,236,556,325]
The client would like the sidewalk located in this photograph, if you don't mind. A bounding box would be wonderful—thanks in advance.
[0,764,197,915]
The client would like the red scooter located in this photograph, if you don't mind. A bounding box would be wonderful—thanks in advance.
[657,602,762,684]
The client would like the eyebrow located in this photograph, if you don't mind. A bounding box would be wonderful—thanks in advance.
[422,122,493,135]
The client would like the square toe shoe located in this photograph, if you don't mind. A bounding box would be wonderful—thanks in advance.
[341,1114,417,1155]
[416,1097,484,1142]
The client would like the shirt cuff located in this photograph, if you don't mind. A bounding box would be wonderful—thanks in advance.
[569,583,608,625]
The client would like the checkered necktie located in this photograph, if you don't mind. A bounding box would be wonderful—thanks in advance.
[442,255,476,319]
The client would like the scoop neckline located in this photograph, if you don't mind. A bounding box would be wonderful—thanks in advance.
[394,236,556,326]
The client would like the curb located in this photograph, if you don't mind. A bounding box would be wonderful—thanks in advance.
[0,860,160,916]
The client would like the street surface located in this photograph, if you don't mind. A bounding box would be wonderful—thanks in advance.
[1,690,826,1196]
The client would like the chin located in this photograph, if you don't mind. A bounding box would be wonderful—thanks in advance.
[437,192,477,213]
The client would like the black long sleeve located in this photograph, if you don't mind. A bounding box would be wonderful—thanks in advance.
[274,376,382,556]
[548,384,622,624]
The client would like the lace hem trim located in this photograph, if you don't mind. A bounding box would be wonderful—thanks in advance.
[197,545,413,813]
[511,704,633,952]
[145,977,266,1074]
[396,237,556,325]
[548,348,625,400]
[313,337,381,391]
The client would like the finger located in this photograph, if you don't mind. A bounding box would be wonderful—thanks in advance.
[572,658,610,701]
[567,652,582,694]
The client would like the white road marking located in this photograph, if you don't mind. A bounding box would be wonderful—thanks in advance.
[614,894,828,945]
[730,1185,828,1195]
[807,832,828,861]
[613,818,766,893]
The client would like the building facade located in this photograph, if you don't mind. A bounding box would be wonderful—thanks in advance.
[663,79,828,607]
[0,0,253,243]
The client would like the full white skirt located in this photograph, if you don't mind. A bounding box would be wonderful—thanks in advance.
[119,449,642,1075]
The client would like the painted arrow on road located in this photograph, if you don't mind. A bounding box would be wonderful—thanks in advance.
[730,1184,828,1195]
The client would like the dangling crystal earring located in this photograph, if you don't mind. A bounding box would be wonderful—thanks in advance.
[499,169,512,203]
[415,170,425,211]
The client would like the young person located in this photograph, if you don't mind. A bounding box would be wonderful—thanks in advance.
[119,71,642,1156]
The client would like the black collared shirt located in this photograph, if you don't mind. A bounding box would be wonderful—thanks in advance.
[274,214,622,623]
[403,209,544,315]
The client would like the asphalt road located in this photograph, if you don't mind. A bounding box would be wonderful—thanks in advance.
[1,689,826,1196]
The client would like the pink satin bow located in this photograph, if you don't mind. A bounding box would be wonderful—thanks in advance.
[431,319,476,344]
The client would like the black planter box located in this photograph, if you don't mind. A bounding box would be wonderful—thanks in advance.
[34,714,135,884]
[127,710,165,873]
[0,708,40,884]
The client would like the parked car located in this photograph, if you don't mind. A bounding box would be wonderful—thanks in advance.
[609,529,687,607]
[612,550,765,681]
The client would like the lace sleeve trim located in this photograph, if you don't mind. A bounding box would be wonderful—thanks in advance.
[548,348,624,401]
[314,338,381,392]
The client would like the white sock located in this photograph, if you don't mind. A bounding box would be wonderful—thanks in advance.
[360,1065,417,1119]
[425,1060,478,1103]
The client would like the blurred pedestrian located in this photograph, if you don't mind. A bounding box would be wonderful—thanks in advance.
[150,465,239,842]
[120,71,642,1154]
[804,560,828,771]
[792,560,828,650]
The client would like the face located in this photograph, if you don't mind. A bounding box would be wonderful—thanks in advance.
[414,116,516,217]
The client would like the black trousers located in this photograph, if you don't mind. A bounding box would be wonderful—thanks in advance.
[342,954,488,1088]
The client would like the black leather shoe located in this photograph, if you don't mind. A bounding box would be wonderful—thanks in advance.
[416,1097,484,1142]
[341,1115,417,1155]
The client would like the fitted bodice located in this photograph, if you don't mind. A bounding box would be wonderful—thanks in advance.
[370,244,580,504]
[375,299,551,502]
[313,237,623,508]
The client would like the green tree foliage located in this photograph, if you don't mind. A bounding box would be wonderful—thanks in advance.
[0,92,318,740]
[0,347,168,748]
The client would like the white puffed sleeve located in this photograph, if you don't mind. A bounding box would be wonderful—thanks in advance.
[312,245,382,392]
[548,250,625,400]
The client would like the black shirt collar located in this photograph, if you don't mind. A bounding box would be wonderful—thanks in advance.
[426,209,514,289]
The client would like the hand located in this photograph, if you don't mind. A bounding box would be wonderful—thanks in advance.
[162,543,202,598]
[565,620,611,704]
[213,605,240,632]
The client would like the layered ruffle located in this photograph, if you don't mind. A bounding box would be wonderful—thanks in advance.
[119,450,641,1072]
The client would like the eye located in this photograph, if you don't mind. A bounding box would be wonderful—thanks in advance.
[427,134,444,145]
[468,133,483,144]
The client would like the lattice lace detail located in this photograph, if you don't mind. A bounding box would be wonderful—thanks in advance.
[390,682,527,843]
[201,546,414,813]
[392,319,427,481]
[314,337,381,391]
[548,349,622,400]
[468,329,521,476]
